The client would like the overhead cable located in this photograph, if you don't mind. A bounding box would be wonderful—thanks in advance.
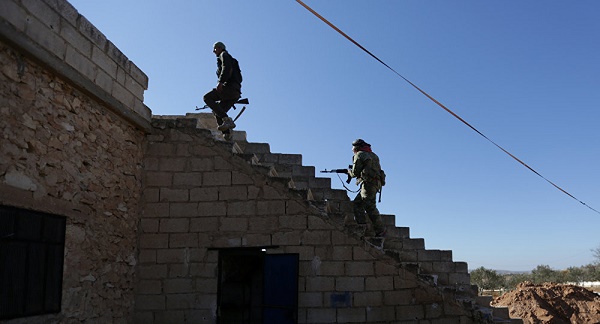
[295,0,599,215]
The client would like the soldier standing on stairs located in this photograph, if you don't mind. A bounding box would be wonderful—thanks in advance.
[203,41,243,139]
[348,139,386,237]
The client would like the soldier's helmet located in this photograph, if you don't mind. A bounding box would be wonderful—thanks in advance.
[352,139,370,147]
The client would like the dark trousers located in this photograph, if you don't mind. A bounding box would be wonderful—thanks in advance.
[203,87,240,126]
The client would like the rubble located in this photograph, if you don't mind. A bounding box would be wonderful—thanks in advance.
[491,282,600,323]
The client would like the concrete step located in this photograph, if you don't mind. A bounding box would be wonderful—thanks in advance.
[289,188,313,201]
[416,249,453,262]
[273,164,315,178]
[151,116,201,130]
[185,112,215,128]
[228,130,247,142]
[180,112,247,141]
[492,307,510,320]
[308,176,332,189]
[380,214,395,226]
[259,153,302,166]
[385,226,410,239]
[237,142,270,154]
[436,271,470,286]
[476,295,523,323]
[448,283,478,299]
[244,164,278,178]
[477,295,493,307]
[235,153,259,165]
[382,239,470,286]
[383,237,425,251]
[292,165,315,177]
[177,115,488,321]
[290,176,332,191]
[270,164,294,178]
[308,200,328,214]
[309,188,349,201]
[408,252,471,286]
[325,200,353,215]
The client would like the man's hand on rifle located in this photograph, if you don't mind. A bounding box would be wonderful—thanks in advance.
[320,167,352,184]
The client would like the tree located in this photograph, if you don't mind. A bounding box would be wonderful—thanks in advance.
[504,273,531,289]
[581,263,600,281]
[531,264,562,283]
[470,267,504,290]
[563,267,585,284]
[592,244,600,264]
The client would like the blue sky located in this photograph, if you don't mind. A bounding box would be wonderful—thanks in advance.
[69,0,600,271]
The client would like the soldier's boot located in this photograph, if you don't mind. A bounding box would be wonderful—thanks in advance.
[217,117,236,131]
[373,216,386,237]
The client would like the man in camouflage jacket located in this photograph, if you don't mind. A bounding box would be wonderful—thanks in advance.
[348,139,386,237]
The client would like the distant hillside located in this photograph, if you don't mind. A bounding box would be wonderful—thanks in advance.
[495,270,529,275]
[468,269,529,274]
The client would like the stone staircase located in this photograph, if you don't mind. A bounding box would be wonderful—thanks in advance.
[476,296,522,323]
[153,112,522,323]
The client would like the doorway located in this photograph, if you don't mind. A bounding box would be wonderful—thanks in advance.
[217,249,298,324]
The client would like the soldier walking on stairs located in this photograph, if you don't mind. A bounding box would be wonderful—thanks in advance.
[348,139,386,237]
[203,41,243,139]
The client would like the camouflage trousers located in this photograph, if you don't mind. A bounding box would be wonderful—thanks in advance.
[353,182,384,233]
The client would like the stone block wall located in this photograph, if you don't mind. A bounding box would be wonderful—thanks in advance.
[138,119,474,323]
[0,0,150,126]
[0,0,150,322]
[0,1,492,323]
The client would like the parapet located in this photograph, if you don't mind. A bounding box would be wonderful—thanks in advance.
[0,0,151,131]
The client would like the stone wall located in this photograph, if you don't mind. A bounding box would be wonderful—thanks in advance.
[0,0,150,322]
[0,0,150,128]
[137,119,474,323]
[0,1,492,323]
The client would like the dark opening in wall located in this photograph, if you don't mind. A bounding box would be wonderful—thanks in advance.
[217,248,299,324]
[0,205,66,320]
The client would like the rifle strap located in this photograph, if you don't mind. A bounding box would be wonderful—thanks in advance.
[233,105,247,122]
[337,173,359,193]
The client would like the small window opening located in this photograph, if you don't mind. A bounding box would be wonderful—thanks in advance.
[0,205,66,320]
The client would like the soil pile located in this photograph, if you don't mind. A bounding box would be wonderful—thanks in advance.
[491,282,600,323]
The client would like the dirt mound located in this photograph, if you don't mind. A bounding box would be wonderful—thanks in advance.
[491,282,600,323]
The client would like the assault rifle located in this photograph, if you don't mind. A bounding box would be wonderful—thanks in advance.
[320,165,352,184]
[195,98,249,122]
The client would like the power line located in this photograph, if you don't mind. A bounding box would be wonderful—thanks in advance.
[295,0,599,215]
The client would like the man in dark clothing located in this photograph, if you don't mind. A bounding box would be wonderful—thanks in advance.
[348,139,386,237]
[203,41,242,139]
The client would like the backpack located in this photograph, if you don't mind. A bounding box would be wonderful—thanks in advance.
[379,169,386,186]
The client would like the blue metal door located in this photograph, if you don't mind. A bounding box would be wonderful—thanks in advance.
[262,254,299,324]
